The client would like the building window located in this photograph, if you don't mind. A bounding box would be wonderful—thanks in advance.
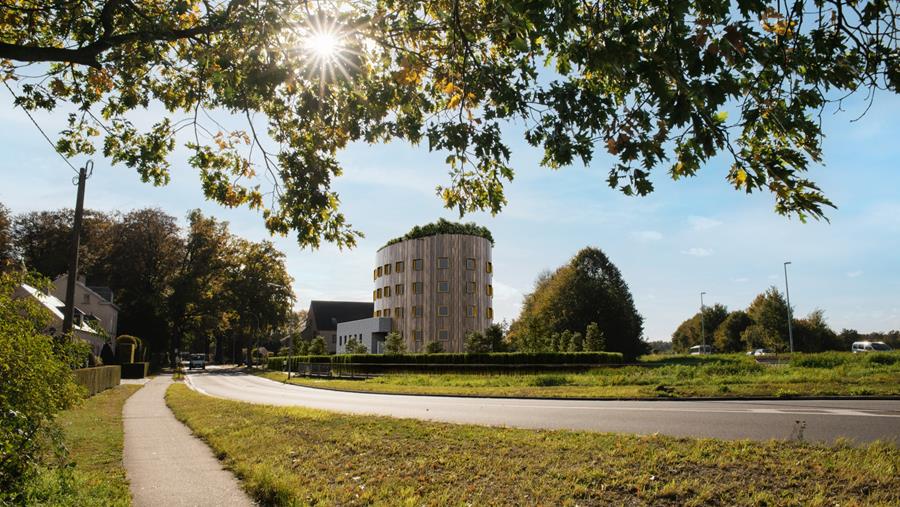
[395,307,404,318]
[437,257,449,269]
[377,266,383,277]
[413,282,423,294]
[438,306,449,317]
[487,307,494,319]
[437,281,449,293]
[384,264,392,275]
[395,284,404,295]
[467,305,477,317]
[376,288,382,299]
[396,261,404,272]
[373,269,378,280]
[486,262,493,274]
[466,281,476,294]
[486,284,493,296]
[466,258,476,270]
[372,290,377,301]
[413,259,423,270]
[383,308,391,317]
[414,330,423,342]
[375,310,381,317]
[413,306,423,317]
[438,329,450,341]
[384,286,392,297]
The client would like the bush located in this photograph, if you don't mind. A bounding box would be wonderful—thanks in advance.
[529,375,571,387]
[269,351,623,368]
[789,352,851,369]
[425,341,445,354]
[382,219,493,248]
[1,272,83,503]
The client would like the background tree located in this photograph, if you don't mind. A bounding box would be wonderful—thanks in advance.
[837,328,862,350]
[383,332,405,355]
[671,304,729,353]
[12,209,115,279]
[465,331,491,353]
[793,309,840,352]
[0,204,13,271]
[484,323,508,352]
[344,338,368,354]
[6,0,897,247]
[425,341,445,354]
[509,247,646,359]
[713,310,753,353]
[585,322,606,352]
[308,336,327,355]
[745,287,791,350]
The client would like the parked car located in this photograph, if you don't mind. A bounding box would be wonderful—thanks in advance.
[746,348,774,356]
[851,341,893,353]
[689,344,713,355]
[188,353,207,369]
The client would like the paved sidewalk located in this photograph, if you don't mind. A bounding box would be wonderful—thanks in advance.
[123,375,255,507]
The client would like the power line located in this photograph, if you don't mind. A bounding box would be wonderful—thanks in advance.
[3,80,79,175]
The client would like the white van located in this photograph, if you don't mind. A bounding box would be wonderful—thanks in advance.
[689,344,713,355]
[851,341,893,353]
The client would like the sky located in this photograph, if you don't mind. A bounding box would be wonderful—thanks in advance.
[2,87,899,341]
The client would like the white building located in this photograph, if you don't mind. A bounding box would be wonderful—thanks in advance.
[52,274,119,338]
[14,283,106,354]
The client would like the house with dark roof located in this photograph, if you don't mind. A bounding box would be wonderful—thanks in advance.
[301,300,374,353]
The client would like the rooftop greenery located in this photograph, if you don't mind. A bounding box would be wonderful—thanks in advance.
[381,219,494,249]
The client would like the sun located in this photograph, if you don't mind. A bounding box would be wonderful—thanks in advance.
[304,30,342,62]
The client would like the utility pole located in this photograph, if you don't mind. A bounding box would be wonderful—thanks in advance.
[62,161,92,334]
[784,261,794,353]
[700,291,707,353]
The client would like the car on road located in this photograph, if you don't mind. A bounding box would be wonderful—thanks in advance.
[746,348,774,356]
[852,341,893,353]
[188,353,207,370]
[689,344,713,355]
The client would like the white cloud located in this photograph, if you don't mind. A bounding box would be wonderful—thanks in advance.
[847,270,863,278]
[733,277,749,283]
[688,215,723,231]
[681,247,713,257]
[631,230,663,242]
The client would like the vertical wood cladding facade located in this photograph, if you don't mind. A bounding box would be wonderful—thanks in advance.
[373,234,493,352]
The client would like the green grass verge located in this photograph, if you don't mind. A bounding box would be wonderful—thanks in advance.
[261,353,900,399]
[166,383,900,506]
[24,384,142,506]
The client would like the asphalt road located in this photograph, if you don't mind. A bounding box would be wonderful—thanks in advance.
[186,369,900,444]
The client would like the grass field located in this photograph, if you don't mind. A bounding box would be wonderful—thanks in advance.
[166,383,900,506]
[262,352,900,399]
[24,384,142,506]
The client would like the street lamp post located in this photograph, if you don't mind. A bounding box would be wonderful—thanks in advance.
[700,291,707,353]
[784,261,794,353]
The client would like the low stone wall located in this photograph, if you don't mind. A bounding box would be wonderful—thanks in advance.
[72,365,121,396]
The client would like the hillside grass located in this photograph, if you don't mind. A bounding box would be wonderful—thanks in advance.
[23,384,142,506]
[262,352,900,399]
[166,383,900,506]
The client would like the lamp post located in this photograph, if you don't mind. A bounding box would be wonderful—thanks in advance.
[700,292,707,353]
[784,261,794,353]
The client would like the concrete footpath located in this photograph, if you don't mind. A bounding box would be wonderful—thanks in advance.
[123,375,255,507]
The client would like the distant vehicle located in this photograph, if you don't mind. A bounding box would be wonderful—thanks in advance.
[689,344,713,355]
[188,353,206,369]
[851,341,893,353]
[746,348,774,356]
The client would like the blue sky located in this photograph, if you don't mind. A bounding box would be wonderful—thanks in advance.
[2,88,898,341]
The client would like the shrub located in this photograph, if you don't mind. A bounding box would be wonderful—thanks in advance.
[789,352,850,369]
[1,272,83,503]
[384,332,406,354]
[121,362,149,379]
[382,219,493,249]
[268,351,623,367]
[425,341,445,354]
[529,375,571,387]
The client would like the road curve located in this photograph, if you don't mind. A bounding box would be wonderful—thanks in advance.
[185,369,900,444]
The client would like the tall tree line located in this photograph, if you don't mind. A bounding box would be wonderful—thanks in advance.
[1,205,294,361]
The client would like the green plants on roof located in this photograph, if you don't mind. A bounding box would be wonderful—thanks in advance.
[382,219,493,249]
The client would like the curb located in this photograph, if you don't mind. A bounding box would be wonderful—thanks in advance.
[256,372,900,402]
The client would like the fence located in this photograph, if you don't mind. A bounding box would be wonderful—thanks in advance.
[72,365,121,396]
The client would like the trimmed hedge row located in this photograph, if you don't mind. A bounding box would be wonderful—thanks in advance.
[121,362,149,379]
[268,352,623,372]
[72,365,121,396]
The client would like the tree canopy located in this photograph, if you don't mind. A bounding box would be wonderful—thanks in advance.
[4,0,897,248]
[382,218,493,248]
[508,247,646,358]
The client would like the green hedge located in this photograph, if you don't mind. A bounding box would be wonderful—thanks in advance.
[121,362,149,379]
[72,366,121,396]
[267,352,623,372]
[381,219,494,249]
